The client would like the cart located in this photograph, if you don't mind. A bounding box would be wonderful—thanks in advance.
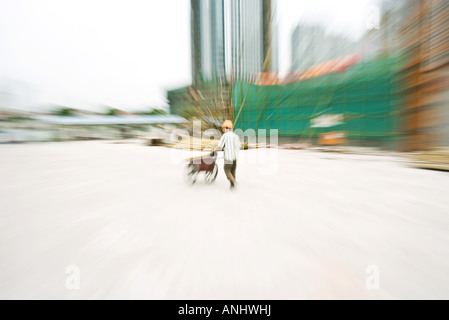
[184,151,218,185]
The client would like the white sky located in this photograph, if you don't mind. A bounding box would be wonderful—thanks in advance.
[0,0,378,112]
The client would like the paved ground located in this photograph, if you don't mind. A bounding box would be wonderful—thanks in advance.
[0,141,448,299]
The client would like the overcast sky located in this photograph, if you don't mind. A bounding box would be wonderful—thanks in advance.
[0,0,378,112]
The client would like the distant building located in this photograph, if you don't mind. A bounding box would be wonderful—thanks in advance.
[191,0,278,84]
[229,0,278,80]
[191,0,226,85]
[359,0,407,58]
[33,115,188,141]
[291,24,357,72]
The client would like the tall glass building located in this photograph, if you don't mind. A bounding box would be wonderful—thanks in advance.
[191,0,277,84]
[228,0,277,80]
[191,0,226,85]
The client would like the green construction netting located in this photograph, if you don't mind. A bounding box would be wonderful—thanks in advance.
[233,56,405,140]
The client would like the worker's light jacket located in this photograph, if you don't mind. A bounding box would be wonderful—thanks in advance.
[218,131,241,163]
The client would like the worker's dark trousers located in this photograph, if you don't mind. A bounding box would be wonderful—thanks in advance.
[224,160,237,186]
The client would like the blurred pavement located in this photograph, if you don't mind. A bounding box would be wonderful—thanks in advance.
[0,141,448,299]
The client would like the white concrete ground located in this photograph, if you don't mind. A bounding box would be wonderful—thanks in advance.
[0,141,448,300]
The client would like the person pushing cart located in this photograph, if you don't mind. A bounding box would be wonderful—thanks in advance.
[211,120,241,190]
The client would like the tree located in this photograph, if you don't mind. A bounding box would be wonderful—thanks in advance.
[105,108,121,116]
[53,107,76,117]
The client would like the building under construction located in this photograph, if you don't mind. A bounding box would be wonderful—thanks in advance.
[231,0,449,151]
[399,0,449,151]
[172,0,449,152]
[232,55,404,149]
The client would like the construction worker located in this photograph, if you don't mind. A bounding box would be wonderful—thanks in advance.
[211,120,241,190]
